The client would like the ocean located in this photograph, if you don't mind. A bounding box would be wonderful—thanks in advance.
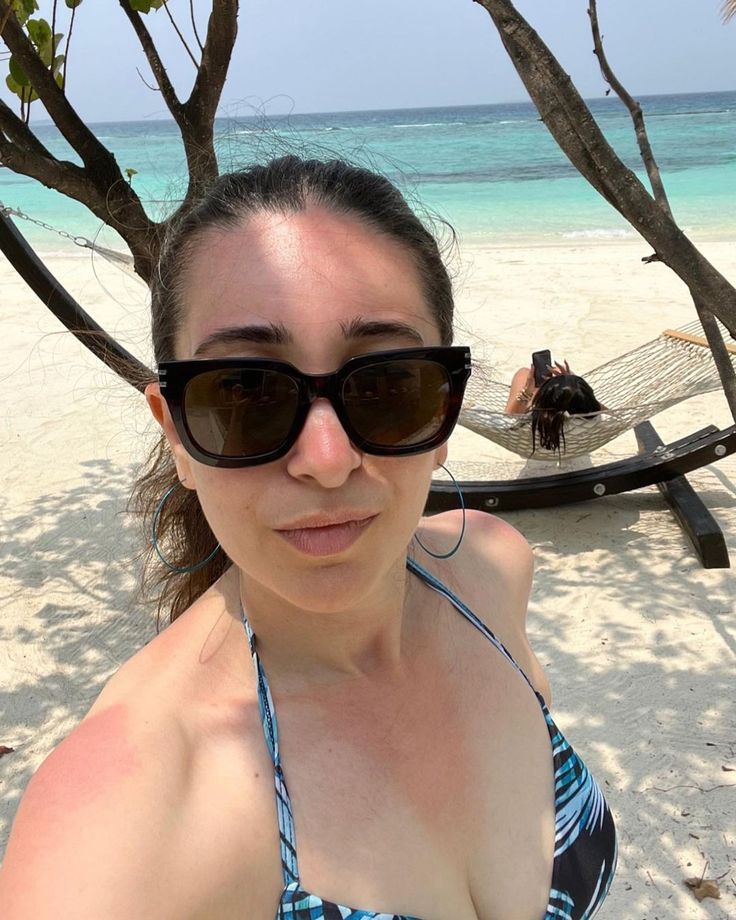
[2,90,734,251]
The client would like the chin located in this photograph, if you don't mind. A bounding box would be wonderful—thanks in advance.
[252,549,407,615]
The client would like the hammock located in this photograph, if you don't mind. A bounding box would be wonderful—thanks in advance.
[1,203,732,463]
[460,321,736,460]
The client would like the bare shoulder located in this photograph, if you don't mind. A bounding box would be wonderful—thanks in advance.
[419,509,533,585]
[0,585,280,919]
[418,510,550,704]
[0,683,191,917]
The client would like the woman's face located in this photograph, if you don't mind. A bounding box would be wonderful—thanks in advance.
[147,204,448,613]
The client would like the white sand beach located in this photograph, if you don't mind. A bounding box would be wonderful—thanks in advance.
[1,237,734,917]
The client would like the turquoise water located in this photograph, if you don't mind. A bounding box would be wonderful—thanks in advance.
[2,90,734,250]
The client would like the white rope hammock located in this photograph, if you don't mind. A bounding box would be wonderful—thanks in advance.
[460,321,736,460]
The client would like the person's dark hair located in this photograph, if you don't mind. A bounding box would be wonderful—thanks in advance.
[530,374,602,454]
[131,155,456,628]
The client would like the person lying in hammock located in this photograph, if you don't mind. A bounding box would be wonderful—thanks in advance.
[505,360,605,453]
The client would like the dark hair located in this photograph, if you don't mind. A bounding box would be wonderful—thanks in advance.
[530,374,602,454]
[132,155,456,627]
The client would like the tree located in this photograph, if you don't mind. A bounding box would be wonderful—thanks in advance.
[2,0,735,415]
[473,0,736,418]
[0,0,238,281]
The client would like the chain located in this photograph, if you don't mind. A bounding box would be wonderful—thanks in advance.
[0,201,94,250]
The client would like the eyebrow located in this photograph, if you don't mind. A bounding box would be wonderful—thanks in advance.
[193,317,424,356]
[194,322,291,356]
[340,317,425,345]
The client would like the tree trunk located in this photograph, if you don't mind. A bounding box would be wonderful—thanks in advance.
[474,0,736,335]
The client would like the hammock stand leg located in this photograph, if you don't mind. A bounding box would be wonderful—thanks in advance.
[634,421,729,569]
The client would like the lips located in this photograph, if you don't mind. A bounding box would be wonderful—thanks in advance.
[275,513,377,556]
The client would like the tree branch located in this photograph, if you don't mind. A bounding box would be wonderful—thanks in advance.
[473,0,736,334]
[187,0,238,125]
[189,0,204,53]
[162,0,198,69]
[0,1,121,174]
[585,0,736,420]
[62,3,78,92]
[117,0,184,120]
[173,0,238,200]
[0,132,99,207]
[588,0,672,218]
[0,97,56,161]
[0,3,12,37]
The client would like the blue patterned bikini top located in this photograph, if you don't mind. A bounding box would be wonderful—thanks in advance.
[241,557,617,920]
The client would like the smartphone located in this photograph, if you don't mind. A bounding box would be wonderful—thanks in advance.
[532,350,552,387]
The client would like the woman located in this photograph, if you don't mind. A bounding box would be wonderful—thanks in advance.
[0,157,616,919]
[506,361,604,454]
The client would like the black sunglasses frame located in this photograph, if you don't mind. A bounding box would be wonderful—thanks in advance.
[158,346,472,468]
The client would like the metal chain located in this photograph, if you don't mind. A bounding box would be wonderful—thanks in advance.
[0,201,94,250]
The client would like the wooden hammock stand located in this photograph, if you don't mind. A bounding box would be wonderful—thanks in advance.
[1,209,734,568]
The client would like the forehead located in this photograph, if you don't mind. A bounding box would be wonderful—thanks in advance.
[177,205,440,360]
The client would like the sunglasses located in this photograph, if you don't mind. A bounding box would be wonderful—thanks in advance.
[158,346,471,468]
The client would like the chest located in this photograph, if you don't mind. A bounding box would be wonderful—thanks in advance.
[185,618,556,920]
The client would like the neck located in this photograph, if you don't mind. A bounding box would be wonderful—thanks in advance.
[237,552,424,693]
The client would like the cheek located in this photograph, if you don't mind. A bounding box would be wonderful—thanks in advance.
[188,468,264,553]
[381,456,435,528]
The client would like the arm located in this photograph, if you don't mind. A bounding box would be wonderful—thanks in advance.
[0,700,192,919]
[505,365,537,414]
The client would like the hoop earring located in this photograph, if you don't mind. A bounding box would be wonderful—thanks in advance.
[152,482,221,574]
[415,464,466,560]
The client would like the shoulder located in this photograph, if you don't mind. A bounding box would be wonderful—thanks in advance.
[0,685,190,918]
[0,585,276,919]
[419,509,533,587]
[417,510,550,704]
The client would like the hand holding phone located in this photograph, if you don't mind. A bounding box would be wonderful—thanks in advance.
[532,350,552,387]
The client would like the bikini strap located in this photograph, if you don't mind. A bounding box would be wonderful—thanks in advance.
[241,611,300,886]
[406,556,540,699]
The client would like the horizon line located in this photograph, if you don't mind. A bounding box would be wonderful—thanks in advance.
[27,87,736,129]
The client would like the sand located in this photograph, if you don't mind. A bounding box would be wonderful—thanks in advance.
[1,237,734,917]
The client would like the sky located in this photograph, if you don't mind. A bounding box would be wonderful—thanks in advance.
[2,0,735,123]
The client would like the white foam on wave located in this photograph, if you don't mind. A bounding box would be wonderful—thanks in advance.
[392,122,464,129]
[561,228,637,240]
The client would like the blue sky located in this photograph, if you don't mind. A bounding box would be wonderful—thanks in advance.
[2,0,734,122]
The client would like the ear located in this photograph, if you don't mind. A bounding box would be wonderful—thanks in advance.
[144,382,196,489]
[434,442,448,471]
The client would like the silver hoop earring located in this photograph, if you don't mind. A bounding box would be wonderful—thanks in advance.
[152,482,221,574]
[415,464,466,560]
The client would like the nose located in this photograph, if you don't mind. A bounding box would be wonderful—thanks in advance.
[285,397,362,487]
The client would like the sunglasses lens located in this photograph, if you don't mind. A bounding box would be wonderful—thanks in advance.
[184,368,299,458]
[343,359,451,448]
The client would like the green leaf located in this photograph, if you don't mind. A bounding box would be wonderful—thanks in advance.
[124,167,139,184]
[38,41,53,67]
[52,53,65,76]
[27,17,52,49]
[11,0,39,26]
[8,55,30,87]
[65,0,83,7]
[5,72,36,104]
[128,0,165,12]
[5,73,22,96]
